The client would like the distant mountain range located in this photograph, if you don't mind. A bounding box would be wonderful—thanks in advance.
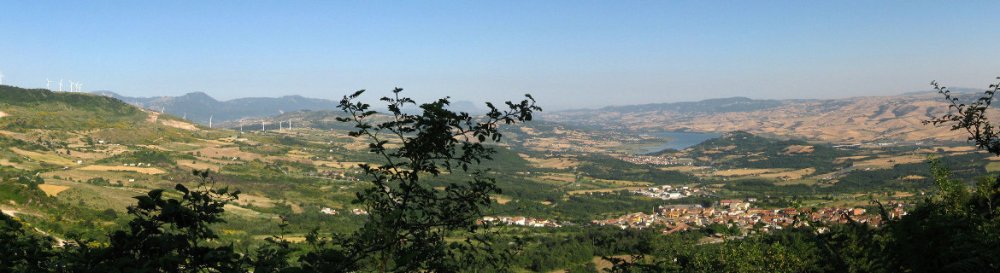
[544,89,995,144]
[91,91,341,124]
[92,91,488,125]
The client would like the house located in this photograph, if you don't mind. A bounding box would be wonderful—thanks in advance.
[852,208,866,216]
[320,207,338,215]
[782,208,799,216]
[719,199,748,210]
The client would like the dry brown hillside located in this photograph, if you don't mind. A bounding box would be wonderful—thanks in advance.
[545,93,995,143]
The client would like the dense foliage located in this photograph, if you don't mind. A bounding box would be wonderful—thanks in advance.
[309,88,540,272]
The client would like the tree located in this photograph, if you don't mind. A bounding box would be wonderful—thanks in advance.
[0,210,56,273]
[293,88,540,272]
[82,170,244,273]
[925,79,1000,212]
[869,79,1000,272]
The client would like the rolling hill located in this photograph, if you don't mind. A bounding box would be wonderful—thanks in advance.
[543,91,993,144]
[0,85,208,144]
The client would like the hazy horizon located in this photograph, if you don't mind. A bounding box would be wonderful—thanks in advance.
[88,84,982,112]
[2,1,999,110]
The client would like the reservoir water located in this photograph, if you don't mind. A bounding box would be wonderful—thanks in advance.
[641,131,721,154]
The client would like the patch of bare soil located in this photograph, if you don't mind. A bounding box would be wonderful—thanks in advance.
[38,184,71,197]
[161,119,198,131]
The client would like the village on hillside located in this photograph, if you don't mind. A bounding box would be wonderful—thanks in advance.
[593,199,909,237]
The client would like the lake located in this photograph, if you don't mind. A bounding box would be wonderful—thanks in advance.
[640,131,721,154]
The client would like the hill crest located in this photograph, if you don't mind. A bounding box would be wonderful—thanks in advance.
[544,91,987,144]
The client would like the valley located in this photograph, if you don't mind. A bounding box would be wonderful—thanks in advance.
[1,85,994,271]
[5,2,999,271]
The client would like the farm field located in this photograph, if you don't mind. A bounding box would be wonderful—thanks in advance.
[852,155,927,170]
[37,184,70,197]
[11,148,77,166]
[77,165,166,174]
[519,154,578,169]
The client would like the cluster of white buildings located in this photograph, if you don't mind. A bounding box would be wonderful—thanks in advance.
[480,216,562,228]
[319,207,369,215]
[617,155,692,166]
[632,185,698,200]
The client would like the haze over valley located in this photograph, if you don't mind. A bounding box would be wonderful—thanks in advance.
[90,87,981,145]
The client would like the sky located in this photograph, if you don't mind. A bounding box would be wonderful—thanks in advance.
[1,1,999,110]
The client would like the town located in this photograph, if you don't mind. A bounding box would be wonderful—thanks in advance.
[592,199,909,236]
[617,154,692,166]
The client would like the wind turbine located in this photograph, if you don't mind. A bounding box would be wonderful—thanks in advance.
[208,115,213,128]
[76,83,83,92]
[239,119,244,133]
[261,120,266,132]
[46,79,53,89]
[288,120,292,130]
[58,79,63,91]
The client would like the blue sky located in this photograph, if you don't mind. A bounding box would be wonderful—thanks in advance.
[1,1,999,109]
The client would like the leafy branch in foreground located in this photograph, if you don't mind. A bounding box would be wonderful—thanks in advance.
[306,88,540,272]
[925,77,1000,155]
[94,170,244,272]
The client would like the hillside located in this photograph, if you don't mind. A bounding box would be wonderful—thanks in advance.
[1,86,145,130]
[544,92,990,144]
[0,86,371,241]
[672,131,851,173]
[0,85,211,146]
[215,110,356,132]
[600,96,785,114]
